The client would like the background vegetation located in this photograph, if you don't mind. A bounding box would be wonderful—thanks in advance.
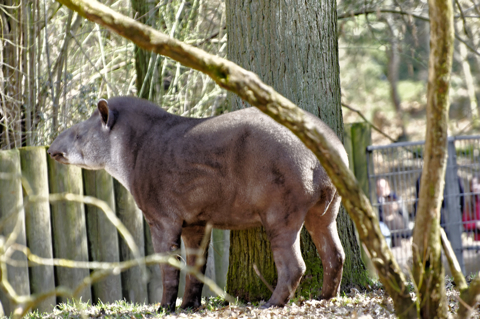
[1,0,480,317]
[1,0,479,149]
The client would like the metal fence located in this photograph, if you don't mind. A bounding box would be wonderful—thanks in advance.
[366,135,480,275]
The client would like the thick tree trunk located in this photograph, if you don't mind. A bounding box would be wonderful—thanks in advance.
[225,0,367,301]
[131,0,159,101]
[411,0,454,318]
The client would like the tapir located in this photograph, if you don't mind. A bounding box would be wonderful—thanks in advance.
[47,96,347,311]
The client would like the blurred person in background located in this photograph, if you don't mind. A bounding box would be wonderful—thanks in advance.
[463,174,480,240]
[376,178,410,247]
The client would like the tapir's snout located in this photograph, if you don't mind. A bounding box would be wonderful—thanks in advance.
[47,148,63,159]
[47,147,67,163]
[47,136,70,164]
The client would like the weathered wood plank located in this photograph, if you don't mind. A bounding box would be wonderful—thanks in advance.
[19,146,55,312]
[211,229,229,291]
[0,149,30,315]
[47,157,91,303]
[83,169,122,303]
[113,179,148,303]
[201,233,216,297]
[351,122,372,197]
[343,124,356,174]
[144,220,162,303]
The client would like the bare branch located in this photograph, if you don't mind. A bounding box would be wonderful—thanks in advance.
[341,102,397,143]
[337,8,429,22]
[440,228,467,291]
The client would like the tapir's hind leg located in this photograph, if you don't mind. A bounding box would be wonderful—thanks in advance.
[180,225,211,309]
[304,190,345,299]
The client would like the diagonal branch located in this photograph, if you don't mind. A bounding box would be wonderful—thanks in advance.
[341,102,397,143]
[337,8,430,22]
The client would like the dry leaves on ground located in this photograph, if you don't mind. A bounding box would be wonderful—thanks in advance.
[41,277,479,318]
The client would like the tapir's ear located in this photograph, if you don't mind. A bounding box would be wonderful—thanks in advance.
[97,99,115,129]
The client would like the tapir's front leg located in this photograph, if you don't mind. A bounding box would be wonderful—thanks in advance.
[181,225,211,309]
[148,219,183,312]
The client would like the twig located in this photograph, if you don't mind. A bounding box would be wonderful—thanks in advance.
[455,34,480,57]
[341,102,397,143]
[455,0,471,38]
[337,8,430,22]
[253,263,274,293]
[69,31,119,96]
[440,228,468,291]
[134,0,167,22]
[196,25,227,47]
[195,223,213,269]
[43,0,56,129]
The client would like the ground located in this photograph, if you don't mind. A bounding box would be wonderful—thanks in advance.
[28,277,478,319]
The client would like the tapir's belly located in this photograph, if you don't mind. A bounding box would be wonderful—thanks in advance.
[179,189,266,230]
[176,177,310,230]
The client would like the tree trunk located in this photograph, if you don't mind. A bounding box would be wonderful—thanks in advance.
[455,35,478,119]
[385,15,407,140]
[225,0,368,301]
[411,0,454,317]
[131,0,159,101]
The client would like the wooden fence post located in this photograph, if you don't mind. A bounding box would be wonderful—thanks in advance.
[19,147,55,312]
[211,229,229,291]
[343,123,356,174]
[0,149,30,315]
[202,233,217,297]
[144,220,163,303]
[47,157,91,303]
[83,169,122,303]
[113,179,148,303]
[344,123,376,276]
[350,122,372,197]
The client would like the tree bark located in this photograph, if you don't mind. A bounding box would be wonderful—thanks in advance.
[225,0,368,300]
[385,16,407,140]
[130,0,160,101]
[52,0,417,315]
[411,0,454,318]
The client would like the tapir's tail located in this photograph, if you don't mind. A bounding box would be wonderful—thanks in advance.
[319,188,338,217]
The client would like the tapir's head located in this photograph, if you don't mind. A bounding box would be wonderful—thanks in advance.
[48,99,117,170]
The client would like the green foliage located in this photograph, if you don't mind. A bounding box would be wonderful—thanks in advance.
[337,1,480,141]
[18,297,235,318]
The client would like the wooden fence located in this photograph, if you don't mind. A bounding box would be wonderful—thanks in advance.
[0,146,230,315]
[0,123,371,315]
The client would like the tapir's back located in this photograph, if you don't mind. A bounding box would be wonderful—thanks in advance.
[123,100,347,228]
